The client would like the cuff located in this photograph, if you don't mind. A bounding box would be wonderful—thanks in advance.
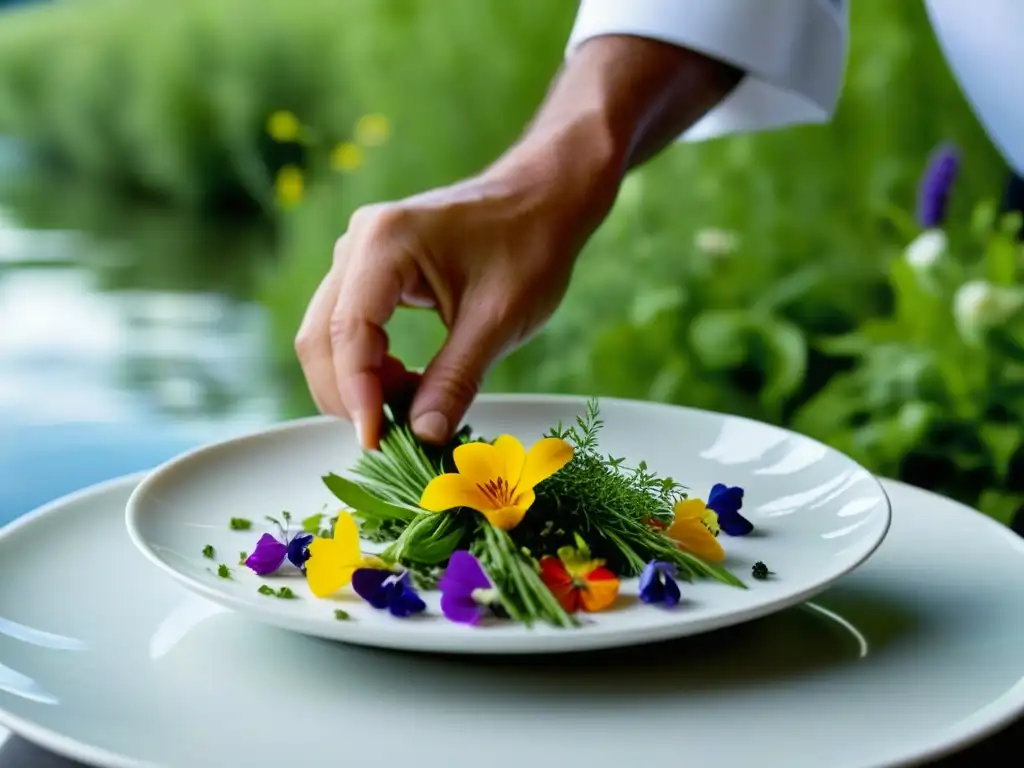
[568,0,848,141]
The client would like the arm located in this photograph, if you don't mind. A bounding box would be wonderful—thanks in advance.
[299,1,849,447]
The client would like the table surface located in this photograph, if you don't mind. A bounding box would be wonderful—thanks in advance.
[1,421,1022,768]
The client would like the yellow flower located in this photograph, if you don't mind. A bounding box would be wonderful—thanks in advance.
[266,110,302,142]
[330,142,363,172]
[354,113,391,147]
[666,498,725,562]
[275,165,304,207]
[305,512,364,597]
[419,435,573,531]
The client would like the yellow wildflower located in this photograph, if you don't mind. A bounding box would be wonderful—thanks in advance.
[266,110,302,143]
[419,435,573,531]
[354,113,391,147]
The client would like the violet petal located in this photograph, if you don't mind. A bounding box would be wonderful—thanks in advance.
[286,533,314,569]
[387,574,426,618]
[244,533,288,575]
[440,550,491,593]
[352,568,392,609]
[441,592,484,624]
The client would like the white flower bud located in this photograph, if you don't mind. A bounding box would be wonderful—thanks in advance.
[953,280,1024,343]
[905,229,947,270]
[694,228,739,257]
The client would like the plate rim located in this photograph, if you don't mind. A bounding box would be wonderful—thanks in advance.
[122,394,894,654]
[2,472,1024,768]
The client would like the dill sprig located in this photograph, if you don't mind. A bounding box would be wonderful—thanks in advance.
[520,399,744,587]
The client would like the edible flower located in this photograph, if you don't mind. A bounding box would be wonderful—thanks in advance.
[666,499,725,562]
[243,513,314,576]
[419,434,573,531]
[304,512,365,598]
[351,568,426,618]
[638,561,682,607]
[706,483,753,536]
[438,550,499,625]
[538,537,619,613]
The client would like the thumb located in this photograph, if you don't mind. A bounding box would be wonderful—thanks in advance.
[409,304,508,444]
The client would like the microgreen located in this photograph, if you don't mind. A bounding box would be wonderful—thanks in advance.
[217,564,232,579]
[202,544,215,559]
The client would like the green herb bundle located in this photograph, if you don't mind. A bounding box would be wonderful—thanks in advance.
[322,398,742,628]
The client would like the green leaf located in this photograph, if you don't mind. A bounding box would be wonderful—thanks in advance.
[980,423,1023,481]
[758,318,807,405]
[301,513,324,534]
[688,309,748,369]
[978,490,1024,526]
[322,473,420,522]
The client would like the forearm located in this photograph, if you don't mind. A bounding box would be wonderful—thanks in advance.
[488,34,743,242]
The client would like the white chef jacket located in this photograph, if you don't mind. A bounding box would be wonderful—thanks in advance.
[570,0,1024,174]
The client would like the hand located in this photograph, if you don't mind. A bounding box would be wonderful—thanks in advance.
[295,147,615,448]
[294,34,741,449]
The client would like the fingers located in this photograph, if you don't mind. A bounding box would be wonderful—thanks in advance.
[409,297,509,444]
[330,227,413,449]
[295,239,348,417]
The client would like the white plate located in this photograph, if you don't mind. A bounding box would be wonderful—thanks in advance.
[124,395,891,653]
[3,475,1024,768]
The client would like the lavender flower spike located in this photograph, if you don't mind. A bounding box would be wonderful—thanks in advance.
[916,143,960,228]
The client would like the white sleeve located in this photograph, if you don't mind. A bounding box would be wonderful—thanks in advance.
[568,0,848,142]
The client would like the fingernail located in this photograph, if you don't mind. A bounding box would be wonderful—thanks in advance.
[411,411,449,444]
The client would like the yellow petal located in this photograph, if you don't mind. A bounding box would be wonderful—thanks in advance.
[666,518,725,563]
[492,434,526,488]
[306,540,356,597]
[452,441,505,485]
[420,473,493,512]
[304,512,365,598]
[674,498,708,520]
[478,504,530,531]
[331,512,363,564]
[517,437,573,491]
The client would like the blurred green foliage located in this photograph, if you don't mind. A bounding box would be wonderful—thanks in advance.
[1,0,1021,520]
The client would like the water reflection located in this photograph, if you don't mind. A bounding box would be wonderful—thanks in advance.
[0,178,281,432]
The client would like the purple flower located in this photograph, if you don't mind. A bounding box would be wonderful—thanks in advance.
[916,143,960,228]
[351,569,426,618]
[244,523,314,576]
[707,483,753,537]
[438,551,497,625]
[638,561,681,607]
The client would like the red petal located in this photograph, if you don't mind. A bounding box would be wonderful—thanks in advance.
[539,557,579,613]
[585,566,618,582]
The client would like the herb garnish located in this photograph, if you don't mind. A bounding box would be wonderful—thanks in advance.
[229,517,252,531]
[257,584,297,599]
[238,551,248,564]
[334,609,351,620]
[202,544,215,559]
[217,564,232,579]
[751,561,773,580]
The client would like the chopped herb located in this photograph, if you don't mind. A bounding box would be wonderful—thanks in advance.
[257,584,275,596]
[217,564,232,579]
[202,544,215,559]
[229,517,252,531]
[238,551,248,564]
[334,609,351,621]
[751,561,773,580]
[276,586,296,599]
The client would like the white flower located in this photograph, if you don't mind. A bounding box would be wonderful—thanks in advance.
[953,280,1024,343]
[694,228,739,257]
[904,229,947,270]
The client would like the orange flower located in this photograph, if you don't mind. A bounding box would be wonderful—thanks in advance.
[539,541,620,613]
[665,498,725,562]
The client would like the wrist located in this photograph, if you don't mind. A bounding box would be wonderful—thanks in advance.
[487,107,627,250]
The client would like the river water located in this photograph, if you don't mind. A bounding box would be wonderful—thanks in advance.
[0,160,284,524]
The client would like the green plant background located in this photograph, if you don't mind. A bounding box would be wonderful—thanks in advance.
[1,0,1021,522]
